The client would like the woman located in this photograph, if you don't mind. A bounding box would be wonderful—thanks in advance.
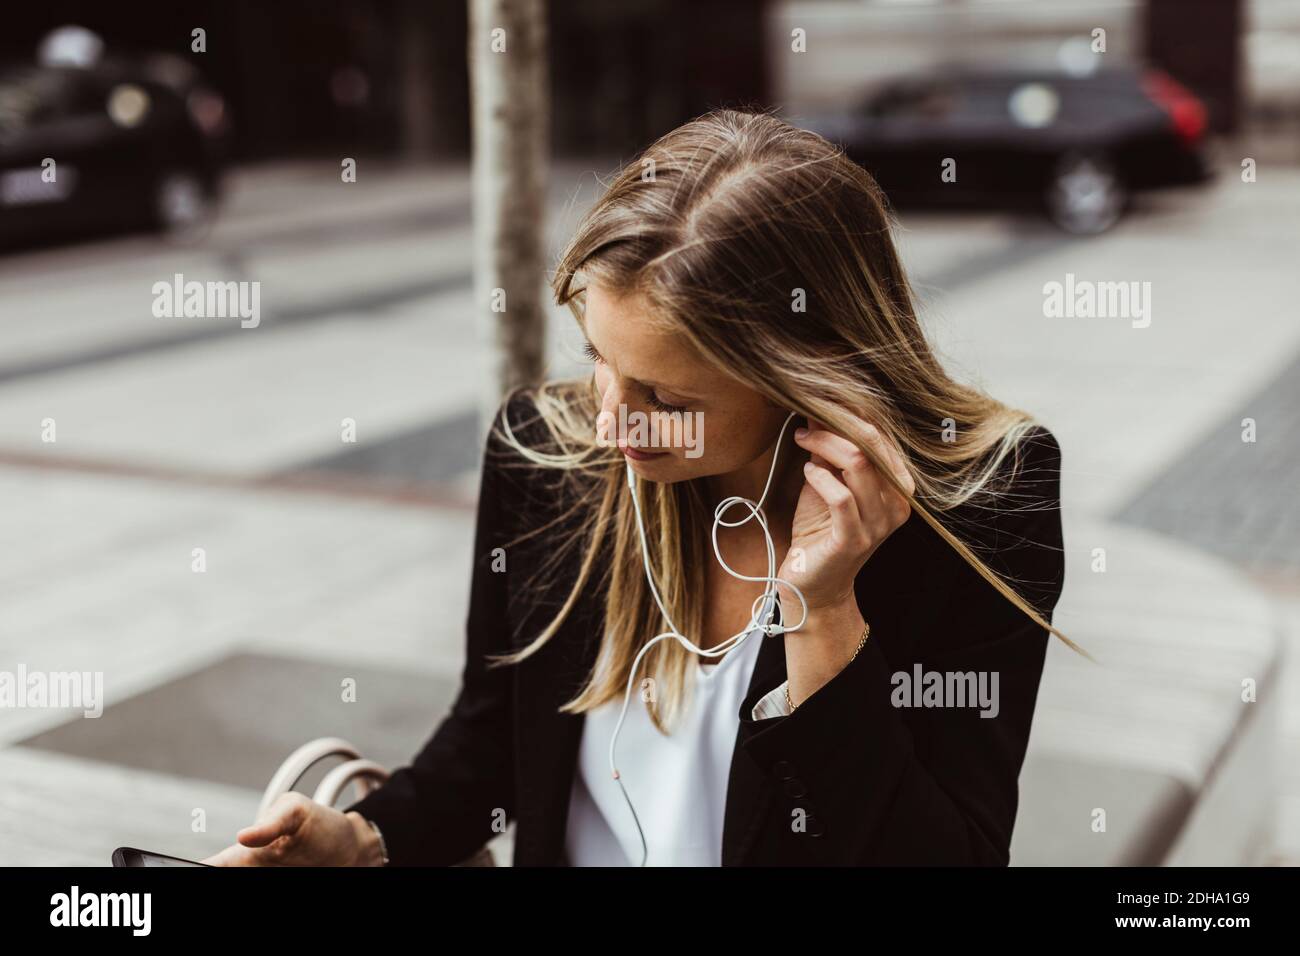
[206,109,1075,868]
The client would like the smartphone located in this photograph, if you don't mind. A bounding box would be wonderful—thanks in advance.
[112,846,211,867]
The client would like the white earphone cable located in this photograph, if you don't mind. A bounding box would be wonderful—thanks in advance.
[607,411,806,866]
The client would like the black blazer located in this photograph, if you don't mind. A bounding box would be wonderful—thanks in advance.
[346,393,1066,866]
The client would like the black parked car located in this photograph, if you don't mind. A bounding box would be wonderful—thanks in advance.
[800,66,1213,234]
[0,53,228,248]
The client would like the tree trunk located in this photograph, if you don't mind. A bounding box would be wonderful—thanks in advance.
[468,0,549,439]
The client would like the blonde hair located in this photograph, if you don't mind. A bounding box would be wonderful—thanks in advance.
[489,109,1085,735]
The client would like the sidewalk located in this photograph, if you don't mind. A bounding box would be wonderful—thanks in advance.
[0,160,1296,865]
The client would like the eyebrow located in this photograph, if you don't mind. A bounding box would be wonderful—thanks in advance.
[580,333,700,398]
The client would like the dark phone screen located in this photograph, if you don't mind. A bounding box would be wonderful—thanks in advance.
[113,847,209,867]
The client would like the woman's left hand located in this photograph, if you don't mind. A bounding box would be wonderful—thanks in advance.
[777,414,916,615]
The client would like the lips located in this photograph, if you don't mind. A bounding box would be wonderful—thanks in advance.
[618,444,668,462]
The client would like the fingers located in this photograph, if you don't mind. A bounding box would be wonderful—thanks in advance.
[201,843,258,866]
[801,429,879,529]
[238,792,310,848]
[205,793,318,867]
[862,424,916,498]
[857,425,913,526]
[806,416,913,494]
[795,418,914,529]
[802,460,863,547]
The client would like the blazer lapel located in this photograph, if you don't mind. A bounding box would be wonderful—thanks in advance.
[512,605,603,866]
[721,628,788,865]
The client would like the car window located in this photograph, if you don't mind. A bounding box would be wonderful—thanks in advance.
[0,68,103,132]
[870,83,959,120]
[951,82,1017,119]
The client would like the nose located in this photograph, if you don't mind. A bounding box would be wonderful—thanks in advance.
[596,376,656,450]
[598,376,620,416]
[596,375,628,445]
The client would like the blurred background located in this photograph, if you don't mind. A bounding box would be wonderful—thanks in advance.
[1,0,1297,867]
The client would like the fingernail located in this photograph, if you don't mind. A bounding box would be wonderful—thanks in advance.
[794,427,808,438]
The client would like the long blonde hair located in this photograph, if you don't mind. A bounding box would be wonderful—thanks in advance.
[489,109,1083,735]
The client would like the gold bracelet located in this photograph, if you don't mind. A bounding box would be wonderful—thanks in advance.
[785,621,870,714]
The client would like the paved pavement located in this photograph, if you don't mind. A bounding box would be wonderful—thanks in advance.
[1115,348,1300,574]
[0,160,1297,865]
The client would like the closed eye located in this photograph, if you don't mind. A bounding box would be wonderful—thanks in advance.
[647,393,689,414]
[583,338,692,412]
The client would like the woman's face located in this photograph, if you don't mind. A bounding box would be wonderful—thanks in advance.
[581,283,789,483]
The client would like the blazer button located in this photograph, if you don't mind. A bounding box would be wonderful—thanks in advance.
[806,815,826,837]
[783,777,808,799]
[772,760,795,780]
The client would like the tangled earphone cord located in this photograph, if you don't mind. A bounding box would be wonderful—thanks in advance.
[608,411,807,867]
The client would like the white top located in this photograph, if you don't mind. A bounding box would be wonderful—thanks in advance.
[563,617,791,866]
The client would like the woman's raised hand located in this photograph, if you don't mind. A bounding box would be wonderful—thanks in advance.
[778,413,915,613]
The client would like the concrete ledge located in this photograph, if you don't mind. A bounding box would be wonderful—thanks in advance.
[1011,516,1282,865]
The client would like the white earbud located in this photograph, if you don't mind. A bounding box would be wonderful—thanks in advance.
[607,411,807,866]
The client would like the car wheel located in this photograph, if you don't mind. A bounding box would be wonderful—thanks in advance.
[153,170,215,238]
[1045,153,1126,235]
